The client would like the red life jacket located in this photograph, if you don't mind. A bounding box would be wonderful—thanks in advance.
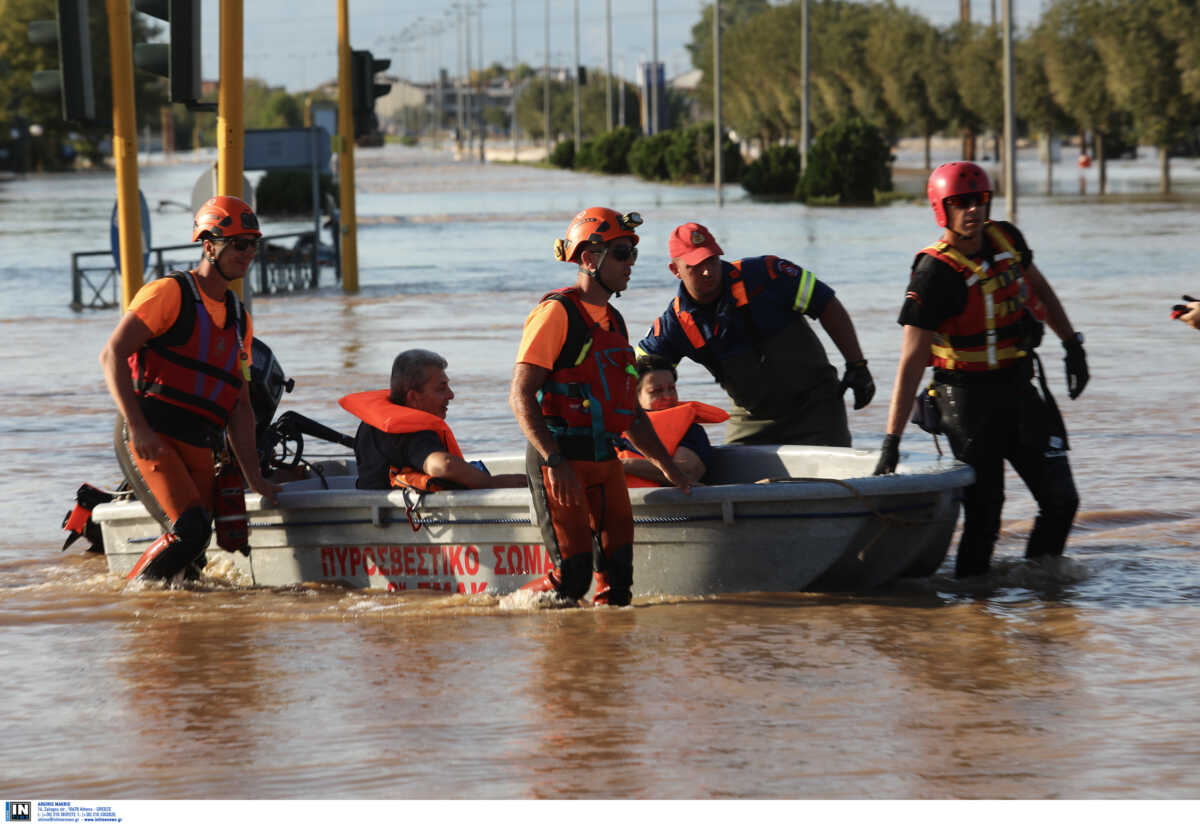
[128,271,248,428]
[617,401,729,488]
[919,222,1037,372]
[538,287,638,461]
[339,390,464,492]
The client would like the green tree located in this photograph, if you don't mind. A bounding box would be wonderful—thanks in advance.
[686,0,769,71]
[1039,0,1117,192]
[866,4,947,170]
[1016,26,1073,194]
[797,116,892,204]
[950,21,1003,157]
[1095,0,1196,192]
[516,72,638,143]
[1,0,166,169]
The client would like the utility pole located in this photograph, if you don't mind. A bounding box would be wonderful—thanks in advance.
[465,4,473,153]
[618,55,625,127]
[714,0,722,206]
[218,0,245,298]
[605,0,613,132]
[456,6,465,155]
[961,0,975,160]
[573,0,581,154]
[544,0,551,157]
[476,0,484,163]
[337,0,358,292]
[650,0,659,134]
[107,0,142,309]
[512,0,518,160]
[1002,0,1016,222]
[801,0,809,174]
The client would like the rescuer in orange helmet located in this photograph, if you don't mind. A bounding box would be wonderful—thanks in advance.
[99,195,280,582]
[510,207,690,606]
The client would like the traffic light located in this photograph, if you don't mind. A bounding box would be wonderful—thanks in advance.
[27,0,95,123]
[132,0,201,105]
[351,50,391,139]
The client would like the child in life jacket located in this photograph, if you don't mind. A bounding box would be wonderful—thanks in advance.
[616,355,729,488]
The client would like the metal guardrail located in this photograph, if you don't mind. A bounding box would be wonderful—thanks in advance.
[70,230,340,310]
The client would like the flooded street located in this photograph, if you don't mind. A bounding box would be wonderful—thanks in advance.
[2,143,1200,799]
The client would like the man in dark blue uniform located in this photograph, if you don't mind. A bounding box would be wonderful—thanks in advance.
[636,222,874,445]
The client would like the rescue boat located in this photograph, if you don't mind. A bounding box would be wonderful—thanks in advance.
[90,445,973,597]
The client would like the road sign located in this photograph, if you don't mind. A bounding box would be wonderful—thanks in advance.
[244,127,331,172]
[110,188,150,275]
[190,164,254,214]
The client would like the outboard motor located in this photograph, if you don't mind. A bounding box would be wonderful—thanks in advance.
[249,339,354,478]
[249,337,294,442]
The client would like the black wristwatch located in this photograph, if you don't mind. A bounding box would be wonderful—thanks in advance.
[1064,331,1084,348]
[544,452,565,468]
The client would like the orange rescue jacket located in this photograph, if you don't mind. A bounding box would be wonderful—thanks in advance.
[617,401,729,488]
[339,390,463,492]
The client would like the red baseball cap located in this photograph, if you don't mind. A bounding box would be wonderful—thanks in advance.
[668,222,724,266]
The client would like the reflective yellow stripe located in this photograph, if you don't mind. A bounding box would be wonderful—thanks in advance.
[930,343,1025,363]
[793,268,816,312]
[573,339,592,367]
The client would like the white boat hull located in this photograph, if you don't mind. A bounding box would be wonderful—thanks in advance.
[93,445,973,596]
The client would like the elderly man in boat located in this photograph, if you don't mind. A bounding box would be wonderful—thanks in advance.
[637,222,874,446]
[616,354,728,487]
[341,349,526,491]
[510,207,690,606]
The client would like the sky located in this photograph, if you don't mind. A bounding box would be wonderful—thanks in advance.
[191,0,1051,93]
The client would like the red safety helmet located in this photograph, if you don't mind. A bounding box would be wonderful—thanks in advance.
[554,206,642,263]
[927,161,992,227]
[192,195,262,242]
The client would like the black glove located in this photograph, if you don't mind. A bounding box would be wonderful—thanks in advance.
[873,434,900,476]
[1063,334,1088,400]
[841,359,875,410]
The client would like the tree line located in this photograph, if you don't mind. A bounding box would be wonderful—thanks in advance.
[691,0,1200,192]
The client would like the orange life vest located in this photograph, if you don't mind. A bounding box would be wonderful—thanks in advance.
[339,390,464,492]
[128,271,248,428]
[616,401,729,488]
[538,287,638,461]
[920,222,1039,372]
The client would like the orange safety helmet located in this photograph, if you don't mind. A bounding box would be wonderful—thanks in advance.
[192,195,262,242]
[553,206,642,263]
[927,161,991,228]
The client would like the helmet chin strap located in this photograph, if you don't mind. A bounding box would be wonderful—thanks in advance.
[586,248,622,298]
[205,241,238,282]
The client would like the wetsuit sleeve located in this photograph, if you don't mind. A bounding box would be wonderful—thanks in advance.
[128,278,183,337]
[677,422,714,467]
[515,300,569,370]
[635,307,685,364]
[897,255,967,331]
[765,256,834,319]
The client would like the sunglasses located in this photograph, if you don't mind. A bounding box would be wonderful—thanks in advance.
[220,236,260,252]
[944,191,991,210]
[608,245,638,262]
